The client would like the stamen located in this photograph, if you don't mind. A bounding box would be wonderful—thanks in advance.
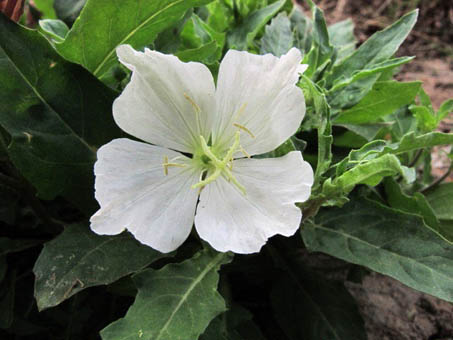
[233,123,255,139]
[222,131,241,164]
[162,155,186,176]
[240,146,251,158]
[192,131,247,195]
[163,156,169,176]
[184,93,201,113]
[199,135,222,166]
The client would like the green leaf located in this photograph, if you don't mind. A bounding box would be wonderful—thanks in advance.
[328,10,418,83]
[334,81,421,124]
[302,4,334,79]
[271,264,366,340]
[323,154,415,199]
[39,19,69,43]
[426,183,453,220]
[101,249,231,340]
[328,19,356,62]
[337,122,388,141]
[379,131,453,156]
[205,1,234,33]
[176,40,218,63]
[383,178,453,243]
[33,0,57,19]
[300,75,332,192]
[54,0,87,22]
[290,7,312,53]
[0,15,120,213]
[438,99,453,121]
[327,10,418,109]
[57,0,213,78]
[227,0,285,50]
[410,104,438,132]
[201,305,266,340]
[329,56,414,93]
[179,14,225,63]
[33,224,166,311]
[302,197,453,303]
[260,12,293,57]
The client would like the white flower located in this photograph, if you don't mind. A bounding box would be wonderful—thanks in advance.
[89,45,314,254]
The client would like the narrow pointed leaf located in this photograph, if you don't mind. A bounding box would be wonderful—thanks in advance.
[426,183,453,220]
[329,10,418,81]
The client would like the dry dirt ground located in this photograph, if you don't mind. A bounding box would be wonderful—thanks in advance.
[301,1,453,339]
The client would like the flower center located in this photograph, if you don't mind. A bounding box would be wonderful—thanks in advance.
[192,131,246,195]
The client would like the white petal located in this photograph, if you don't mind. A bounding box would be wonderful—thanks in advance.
[114,45,216,153]
[213,48,306,156]
[90,138,200,253]
[194,152,313,253]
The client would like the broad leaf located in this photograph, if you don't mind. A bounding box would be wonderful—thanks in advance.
[227,0,285,50]
[33,224,166,310]
[0,14,120,213]
[328,19,356,62]
[426,183,453,220]
[260,12,293,57]
[302,198,453,302]
[201,305,266,340]
[384,178,452,243]
[334,81,421,124]
[271,264,366,340]
[57,0,212,77]
[101,249,231,340]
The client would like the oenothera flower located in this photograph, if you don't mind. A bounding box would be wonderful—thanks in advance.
[90,45,314,254]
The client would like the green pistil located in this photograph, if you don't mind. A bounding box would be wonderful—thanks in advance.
[192,131,246,195]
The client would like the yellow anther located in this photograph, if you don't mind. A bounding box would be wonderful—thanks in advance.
[184,93,201,113]
[162,155,186,176]
[233,123,255,139]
